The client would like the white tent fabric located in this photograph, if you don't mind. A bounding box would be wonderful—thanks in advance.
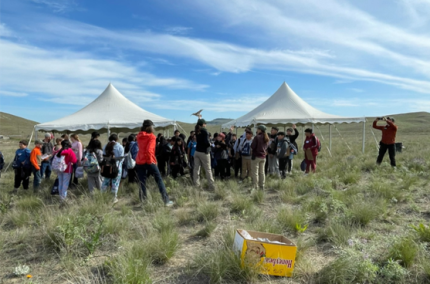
[222,82,365,128]
[35,83,176,134]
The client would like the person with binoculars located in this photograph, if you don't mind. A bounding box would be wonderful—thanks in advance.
[373,116,398,167]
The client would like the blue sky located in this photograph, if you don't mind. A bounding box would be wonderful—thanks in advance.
[1,0,430,123]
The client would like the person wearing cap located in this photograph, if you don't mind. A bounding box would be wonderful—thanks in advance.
[41,133,54,179]
[193,118,216,190]
[12,140,32,193]
[135,120,173,206]
[250,125,269,190]
[276,132,298,178]
[238,130,254,183]
[267,127,280,176]
[30,139,43,192]
[214,132,229,180]
[373,117,398,167]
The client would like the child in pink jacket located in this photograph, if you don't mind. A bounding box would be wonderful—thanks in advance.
[55,140,77,202]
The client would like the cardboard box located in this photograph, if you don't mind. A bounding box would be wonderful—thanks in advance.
[233,229,297,277]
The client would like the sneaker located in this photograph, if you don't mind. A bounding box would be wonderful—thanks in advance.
[165,201,174,207]
[113,197,119,204]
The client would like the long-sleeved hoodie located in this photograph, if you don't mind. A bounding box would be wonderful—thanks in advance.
[251,133,268,159]
[136,131,157,165]
[303,134,318,156]
[373,120,398,145]
[59,148,78,174]
[276,137,298,159]
[30,146,42,170]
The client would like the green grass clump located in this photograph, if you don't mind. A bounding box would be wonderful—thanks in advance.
[347,199,385,226]
[387,237,419,268]
[146,213,179,264]
[317,219,355,246]
[276,207,307,233]
[411,223,430,243]
[195,222,217,238]
[318,249,379,284]
[106,241,152,284]
[14,196,45,212]
[251,189,264,204]
[230,194,253,214]
[196,202,220,222]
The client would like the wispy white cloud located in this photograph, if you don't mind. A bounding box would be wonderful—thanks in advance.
[165,26,193,35]
[0,23,13,37]
[14,15,430,94]
[0,90,28,97]
[348,88,364,93]
[0,38,208,106]
[31,0,80,13]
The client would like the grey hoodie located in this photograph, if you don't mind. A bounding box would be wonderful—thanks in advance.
[276,137,298,159]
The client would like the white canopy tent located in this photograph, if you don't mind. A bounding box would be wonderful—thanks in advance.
[34,83,176,137]
[222,82,366,153]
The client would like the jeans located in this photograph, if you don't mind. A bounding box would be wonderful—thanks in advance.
[58,172,72,200]
[32,166,42,190]
[41,161,52,179]
[377,142,396,167]
[101,167,122,197]
[268,155,279,175]
[135,163,169,203]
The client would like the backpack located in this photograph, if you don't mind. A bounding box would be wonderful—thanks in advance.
[52,154,68,173]
[314,136,322,152]
[0,151,4,170]
[83,151,100,174]
[100,156,119,179]
[124,144,137,170]
[241,141,251,156]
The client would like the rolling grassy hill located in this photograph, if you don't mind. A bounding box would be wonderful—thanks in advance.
[0,112,38,137]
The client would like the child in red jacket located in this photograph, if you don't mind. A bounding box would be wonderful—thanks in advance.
[303,128,319,174]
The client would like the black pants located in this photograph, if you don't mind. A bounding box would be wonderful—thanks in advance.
[214,160,220,177]
[286,158,293,173]
[279,158,288,177]
[14,167,31,189]
[226,160,232,177]
[171,165,185,179]
[377,142,396,167]
[157,157,166,176]
[265,155,269,175]
[234,157,242,177]
[128,168,137,183]
[218,159,228,179]
[189,156,195,180]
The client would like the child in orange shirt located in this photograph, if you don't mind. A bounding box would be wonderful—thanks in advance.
[30,140,43,192]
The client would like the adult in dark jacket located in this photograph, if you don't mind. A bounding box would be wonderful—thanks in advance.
[12,140,31,193]
[251,125,269,191]
[159,138,173,176]
[193,118,215,190]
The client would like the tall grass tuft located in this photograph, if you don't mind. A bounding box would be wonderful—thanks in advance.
[276,207,307,233]
[387,237,419,268]
[196,202,220,222]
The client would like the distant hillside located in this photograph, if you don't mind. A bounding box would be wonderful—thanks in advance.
[0,112,38,137]
[206,118,233,125]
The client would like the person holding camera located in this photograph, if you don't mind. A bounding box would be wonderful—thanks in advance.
[373,116,398,167]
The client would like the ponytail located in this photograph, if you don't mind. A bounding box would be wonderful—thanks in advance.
[105,141,116,157]
[263,132,270,143]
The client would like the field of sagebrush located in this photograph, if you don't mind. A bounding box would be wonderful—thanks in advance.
[1,125,430,284]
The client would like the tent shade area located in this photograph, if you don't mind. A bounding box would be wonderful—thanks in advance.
[222,82,366,153]
[34,83,176,135]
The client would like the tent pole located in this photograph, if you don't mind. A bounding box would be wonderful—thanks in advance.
[362,120,366,154]
[312,123,314,132]
[28,127,35,147]
[107,126,111,138]
[329,124,332,152]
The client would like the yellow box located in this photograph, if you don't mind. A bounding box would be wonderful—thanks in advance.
[233,229,297,277]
